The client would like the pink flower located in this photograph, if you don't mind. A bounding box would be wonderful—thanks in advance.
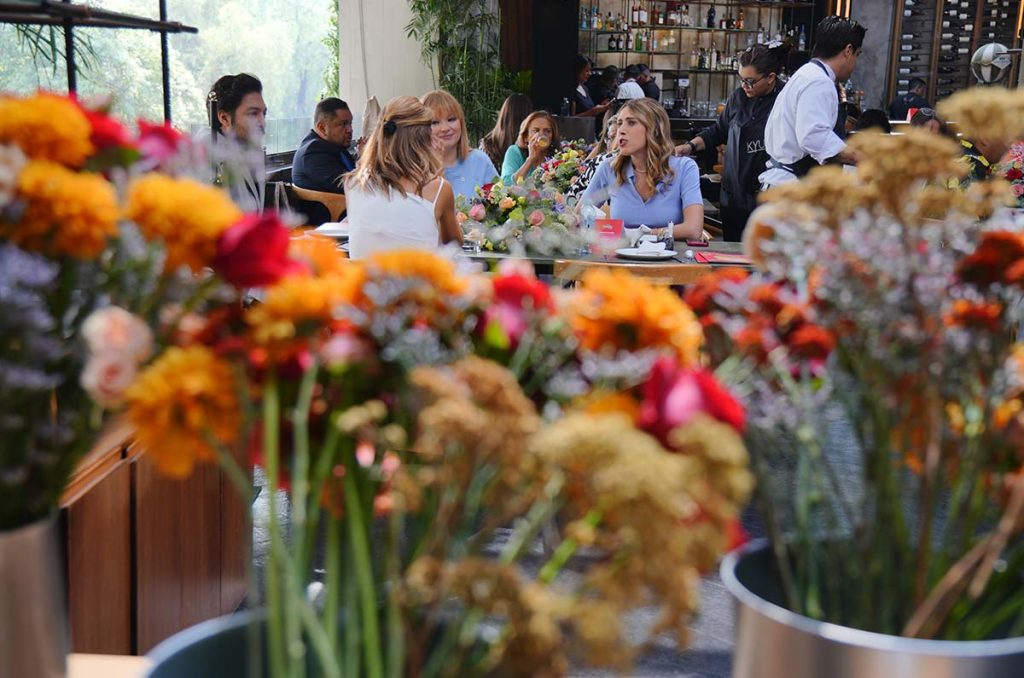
[468,203,487,220]
[82,307,153,362]
[319,332,372,367]
[1013,183,1024,198]
[137,120,186,166]
[528,209,546,226]
[81,351,139,407]
[638,357,746,450]
[456,211,469,225]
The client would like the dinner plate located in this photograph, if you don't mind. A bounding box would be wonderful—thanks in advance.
[615,247,677,261]
[313,222,349,239]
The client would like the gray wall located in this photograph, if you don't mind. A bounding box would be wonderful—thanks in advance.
[851,0,897,111]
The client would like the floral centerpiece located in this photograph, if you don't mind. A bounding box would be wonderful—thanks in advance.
[688,118,1024,657]
[456,177,584,256]
[96,235,752,676]
[998,142,1024,209]
[538,138,591,195]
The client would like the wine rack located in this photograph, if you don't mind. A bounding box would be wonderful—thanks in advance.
[578,1,817,120]
[887,0,1023,108]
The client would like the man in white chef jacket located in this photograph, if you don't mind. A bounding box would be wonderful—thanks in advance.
[759,16,866,188]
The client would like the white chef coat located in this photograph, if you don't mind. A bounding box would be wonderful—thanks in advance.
[758,60,847,187]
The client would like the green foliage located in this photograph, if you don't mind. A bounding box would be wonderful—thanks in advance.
[405,0,512,144]
[321,0,340,99]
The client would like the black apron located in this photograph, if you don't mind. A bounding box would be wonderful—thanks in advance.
[720,89,776,241]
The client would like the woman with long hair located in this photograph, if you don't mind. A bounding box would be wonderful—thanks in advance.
[572,54,611,118]
[567,110,621,201]
[480,94,532,170]
[345,96,462,259]
[500,110,560,184]
[581,98,703,240]
[675,42,789,241]
[421,90,498,200]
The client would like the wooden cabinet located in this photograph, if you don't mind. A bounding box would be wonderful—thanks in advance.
[60,427,250,655]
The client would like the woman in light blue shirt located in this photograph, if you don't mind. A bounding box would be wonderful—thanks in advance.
[581,98,704,240]
[422,90,498,199]
[500,111,560,184]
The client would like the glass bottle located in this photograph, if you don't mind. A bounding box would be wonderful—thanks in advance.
[706,4,716,29]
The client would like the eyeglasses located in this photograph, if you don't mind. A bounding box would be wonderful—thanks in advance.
[738,74,767,89]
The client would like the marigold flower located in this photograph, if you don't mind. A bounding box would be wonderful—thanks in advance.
[958,231,1024,287]
[124,345,240,478]
[787,324,835,361]
[124,174,242,272]
[569,268,702,364]
[288,233,349,277]
[9,160,118,258]
[365,250,468,296]
[0,93,94,167]
[682,268,748,314]
[945,299,1003,330]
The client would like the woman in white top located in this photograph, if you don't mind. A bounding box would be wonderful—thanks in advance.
[346,95,463,259]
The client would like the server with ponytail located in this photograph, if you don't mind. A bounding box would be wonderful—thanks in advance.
[675,42,789,241]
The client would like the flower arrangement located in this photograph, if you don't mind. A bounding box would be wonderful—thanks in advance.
[999,143,1024,209]
[93,235,751,675]
[0,91,291,529]
[538,138,591,195]
[692,125,1024,641]
[456,177,584,256]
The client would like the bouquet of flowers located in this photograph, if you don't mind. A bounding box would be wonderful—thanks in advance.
[0,91,279,530]
[456,176,584,256]
[689,121,1024,641]
[90,233,751,675]
[999,142,1024,209]
[538,138,591,195]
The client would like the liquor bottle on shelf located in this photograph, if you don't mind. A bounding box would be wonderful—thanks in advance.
[580,7,588,29]
[737,10,745,30]
[651,31,659,51]
[639,3,648,25]
[595,11,604,30]
[710,47,718,70]
[798,25,806,51]
[904,9,926,16]
[682,4,692,27]
[726,13,735,30]
[730,53,739,70]
[898,67,912,74]
[690,45,699,68]
[668,4,678,25]
[606,12,614,30]
[707,4,716,29]
[632,3,640,25]
[938,53,957,62]
[657,7,665,25]
[698,47,708,69]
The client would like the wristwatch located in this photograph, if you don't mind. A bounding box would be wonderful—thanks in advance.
[681,140,696,155]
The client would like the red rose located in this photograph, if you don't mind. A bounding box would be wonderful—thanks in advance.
[1007,168,1023,181]
[638,357,746,450]
[75,101,136,153]
[213,212,307,288]
[493,273,553,311]
[137,119,186,165]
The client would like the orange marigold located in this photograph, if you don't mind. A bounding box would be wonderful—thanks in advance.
[0,94,94,167]
[569,268,702,364]
[8,160,118,258]
[366,250,468,296]
[787,324,835,361]
[289,233,349,277]
[945,299,1003,330]
[682,268,748,314]
[124,174,242,272]
[246,264,366,348]
[124,345,240,478]
[958,231,1024,287]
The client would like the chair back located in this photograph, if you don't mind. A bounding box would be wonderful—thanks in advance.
[291,186,347,223]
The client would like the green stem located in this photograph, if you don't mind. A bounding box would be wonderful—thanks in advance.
[499,476,564,565]
[324,515,342,665]
[262,377,288,678]
[342,451,384,678]
[386,507,405,678]
[291,365,319,577]
[538,509,601,584]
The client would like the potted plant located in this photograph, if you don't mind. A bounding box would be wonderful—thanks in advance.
[687,87,1024,677]
[99,242,756,676]
[0,91,290,677]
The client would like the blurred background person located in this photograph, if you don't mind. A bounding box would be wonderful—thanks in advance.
[480,93,533,171]
[572,54,612,118]
[889,78,929,122]
[500,111,560,183]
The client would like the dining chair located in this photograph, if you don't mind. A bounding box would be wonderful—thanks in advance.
[291,186,347,223]
[552,259,714,286]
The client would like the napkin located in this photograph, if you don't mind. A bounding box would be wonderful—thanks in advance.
[637,240,667,252]
[362,97,381,138]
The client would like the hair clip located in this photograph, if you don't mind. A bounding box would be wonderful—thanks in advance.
[207,91,218,103]
[383,119,398,135]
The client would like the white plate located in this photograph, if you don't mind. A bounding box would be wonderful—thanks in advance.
[615,247,677,261]
[313,222,349,238]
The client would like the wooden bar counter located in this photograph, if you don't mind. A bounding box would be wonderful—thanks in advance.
[60,424,249,655]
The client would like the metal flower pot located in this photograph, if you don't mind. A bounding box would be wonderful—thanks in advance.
[147,610,267,678]
[0,515,68,678]
[721,538,1024,678]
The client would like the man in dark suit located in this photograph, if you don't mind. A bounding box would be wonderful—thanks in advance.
[888,78,929,122]
[291,98,357,194]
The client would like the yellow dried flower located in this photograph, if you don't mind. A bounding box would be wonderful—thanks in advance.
[366,250,468,296]
[7,160,118,258]
[567,268,702,363]
[124,174,242,272]
[0,94,94,167]
[124,345,240,478]
[937,87,1024,145]
[760,165,869,228]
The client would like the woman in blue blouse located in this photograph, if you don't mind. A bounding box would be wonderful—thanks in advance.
[421,90,498,200]
[500,111,560,184]
[581,98,704,240]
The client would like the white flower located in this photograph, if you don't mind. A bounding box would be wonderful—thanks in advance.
[0,143,27,207]
[81,350,139,407]
[82,306,154,362]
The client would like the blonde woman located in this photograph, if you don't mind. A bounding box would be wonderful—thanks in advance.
[346,96,462,259]
[421,90,498,200]
[500,110,560,184]
[580,98,703,240]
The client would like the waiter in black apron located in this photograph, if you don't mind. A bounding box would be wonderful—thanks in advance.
[675,43,791,241]
[759,16,866,189]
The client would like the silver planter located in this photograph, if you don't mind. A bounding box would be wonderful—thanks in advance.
[0,515,68,678]
[721,538,1024,678]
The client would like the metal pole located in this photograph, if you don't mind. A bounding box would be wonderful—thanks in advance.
[62,0,76,92]
[159,0,171,121]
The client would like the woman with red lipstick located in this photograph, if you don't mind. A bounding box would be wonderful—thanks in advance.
[421,90,498,200]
